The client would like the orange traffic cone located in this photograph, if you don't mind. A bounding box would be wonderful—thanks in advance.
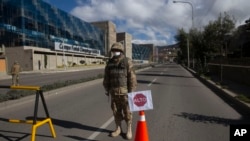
[134,111,149,141]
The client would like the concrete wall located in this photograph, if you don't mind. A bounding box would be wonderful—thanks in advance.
[33,53,44,70]
[33,53,58,70]
[6,46,105,72]
[5,47,33,72]
[125,34,132,59]
[117,32,132,59]
[32,53,104,71]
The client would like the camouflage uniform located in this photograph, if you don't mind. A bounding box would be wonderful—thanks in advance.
[103,42,137,139]
[11,61,21,86]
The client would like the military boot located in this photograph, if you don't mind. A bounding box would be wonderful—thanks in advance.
[126,122,132,139]
[111,122,121,137]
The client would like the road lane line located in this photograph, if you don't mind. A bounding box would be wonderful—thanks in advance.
[148,78,157,87]
[84,116,114,141]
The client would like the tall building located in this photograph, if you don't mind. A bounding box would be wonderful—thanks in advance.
[91,22,133,59]
[117,32,132,59]
[132,43,156,63]
[0,0,105,71]
[91,21,116,57]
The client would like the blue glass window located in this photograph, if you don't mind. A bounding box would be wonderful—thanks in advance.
[0,0,105,55]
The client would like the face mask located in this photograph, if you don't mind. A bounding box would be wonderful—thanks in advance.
[113,51,121,56]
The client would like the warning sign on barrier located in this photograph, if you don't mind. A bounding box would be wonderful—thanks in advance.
[128,90,153,112]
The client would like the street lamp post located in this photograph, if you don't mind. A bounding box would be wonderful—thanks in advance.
[173,1,194,28]
[173,0,194,68]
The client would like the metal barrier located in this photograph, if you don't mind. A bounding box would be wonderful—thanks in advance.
[0,85,56,141]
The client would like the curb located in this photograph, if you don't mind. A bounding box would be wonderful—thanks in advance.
[185,66,250,115]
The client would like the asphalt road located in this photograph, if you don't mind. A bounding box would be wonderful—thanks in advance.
[0,63,250,141]
[0,67,105,95]
[0,68,105,86]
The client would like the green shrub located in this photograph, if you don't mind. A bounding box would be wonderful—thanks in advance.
[236,95,250,103]
[0,90,35,102]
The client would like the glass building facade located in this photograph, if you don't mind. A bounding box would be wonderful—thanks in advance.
[0,0,105,55]
[132,43,154,61]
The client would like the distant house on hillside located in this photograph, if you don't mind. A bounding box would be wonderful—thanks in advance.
[157,44,179,63]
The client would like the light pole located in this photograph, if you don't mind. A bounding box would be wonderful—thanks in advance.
[173,0,194,68]
[173,1,193,28]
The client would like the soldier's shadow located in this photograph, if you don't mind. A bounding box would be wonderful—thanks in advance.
[0,116,114,141]
[25,116,112,133]
[0,117,51,141]
[46,117,128,140]
[51,117,128,139]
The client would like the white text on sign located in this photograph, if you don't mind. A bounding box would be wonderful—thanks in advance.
[128,90,153,112]
[133,93,147,107]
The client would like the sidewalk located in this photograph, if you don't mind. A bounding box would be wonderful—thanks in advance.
[0,73,11,80]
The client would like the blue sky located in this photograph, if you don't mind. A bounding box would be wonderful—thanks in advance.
[44,0,250,46]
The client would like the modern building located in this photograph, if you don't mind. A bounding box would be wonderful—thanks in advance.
[0,0,105,72]
[132,43,157,63]
[117,32,132,59]
[91,22,133,59]
[91,21,116,57]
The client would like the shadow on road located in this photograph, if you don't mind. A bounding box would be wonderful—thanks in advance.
[137,73,194,78]
[0,130,30,141]
[65,135,98,141]
[137,79,161,85]
[53,118,111,133]
[175,112,250,126]
[25,117,112,133]
[0,117,52,141]
[0,116,112,141]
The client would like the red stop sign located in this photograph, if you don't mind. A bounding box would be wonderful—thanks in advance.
[133,93,147,107]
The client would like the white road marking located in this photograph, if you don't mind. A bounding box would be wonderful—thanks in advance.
[84,116,114,141]
[148,78,157,87]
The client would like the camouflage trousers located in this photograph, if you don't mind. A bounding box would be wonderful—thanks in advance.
[111,95,132,124]
[12,74,19,86]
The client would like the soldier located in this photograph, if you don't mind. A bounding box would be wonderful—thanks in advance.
[11,61,21,86]
[103,42,137,139]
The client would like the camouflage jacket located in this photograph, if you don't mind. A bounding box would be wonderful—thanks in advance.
[11,64,21,75]
[103,55,137,95]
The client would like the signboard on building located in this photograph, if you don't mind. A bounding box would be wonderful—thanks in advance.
[54,42,100,55]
